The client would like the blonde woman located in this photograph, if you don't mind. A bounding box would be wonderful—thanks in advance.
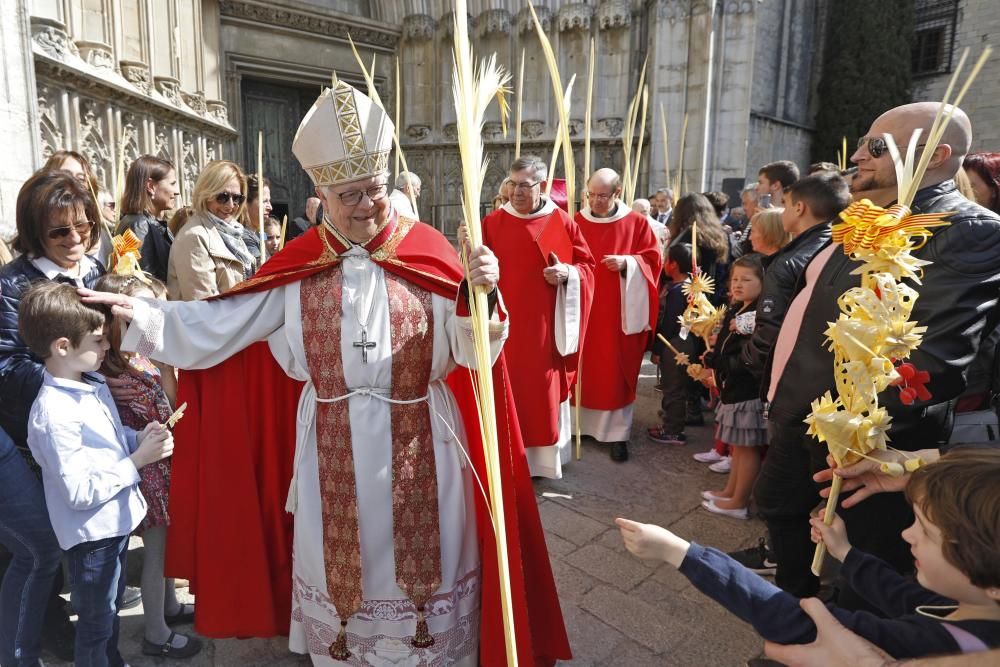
[748,208,792,257]
[167,160,252,300]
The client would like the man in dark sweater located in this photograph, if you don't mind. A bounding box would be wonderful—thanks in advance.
[756,102,1000,605]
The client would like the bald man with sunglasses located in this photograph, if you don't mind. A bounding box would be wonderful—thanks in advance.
[753,102,1000,609]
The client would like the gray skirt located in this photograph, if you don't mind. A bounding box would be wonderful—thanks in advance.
[715,398,768,447]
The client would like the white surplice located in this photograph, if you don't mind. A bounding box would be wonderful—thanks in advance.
[122,245,506,666]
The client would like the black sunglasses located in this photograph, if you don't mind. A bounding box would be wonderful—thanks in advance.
[214,192,246,206]
[857,136,926,160]
[47,219,95,240]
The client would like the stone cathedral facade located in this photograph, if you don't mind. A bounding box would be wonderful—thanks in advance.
[13,0,951,240]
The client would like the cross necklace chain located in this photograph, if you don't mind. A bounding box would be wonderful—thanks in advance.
[350,257,382,364]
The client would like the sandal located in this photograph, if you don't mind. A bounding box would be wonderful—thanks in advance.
[142,631,203,659]
[164,602,195,626]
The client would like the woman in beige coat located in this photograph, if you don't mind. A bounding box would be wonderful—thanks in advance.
[167,161,255,300]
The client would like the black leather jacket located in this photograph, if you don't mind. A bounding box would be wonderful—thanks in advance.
[0,255,105,448]
[743,221,832,380]
[116,212,172,282]
[767,180,1000,448]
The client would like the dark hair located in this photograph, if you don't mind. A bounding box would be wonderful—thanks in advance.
[241,175,272,228]
[905,448,1000,597]
[41,150,99,195]
[667,242,693,275]
[731,252,764,284]
[963,152,1000,214]
[807,161,840,175]
[13,170,100,257]
[93,274,165,376]
[669,193,730,261]
[784,171,852,221]
[758,160,800,188]
[18,281,106,359]
[702,191,730,217]
[121,155,175,217]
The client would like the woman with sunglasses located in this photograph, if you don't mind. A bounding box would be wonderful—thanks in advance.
[0,169,106,666]
[117,156,180,283]
[166,160,254,300]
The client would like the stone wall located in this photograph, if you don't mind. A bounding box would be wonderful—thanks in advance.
[912,0,1000,152]
[24,0,236,208]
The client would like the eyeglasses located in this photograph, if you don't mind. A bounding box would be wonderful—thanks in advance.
[47,219,95,240]
[511,180,540,193]
[335,183,388,207]
[214,192,246,206]
[587,191,616,201]
[856,136,926,159]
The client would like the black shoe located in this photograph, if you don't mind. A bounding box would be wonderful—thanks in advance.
[610,441,629,462]
[41,609,76,662]
[120,585,142,610]
[142,632,203,659]
[727,538,777,575]
[165,602,196,626]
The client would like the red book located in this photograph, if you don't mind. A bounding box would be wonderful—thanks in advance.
[534,213,573,265]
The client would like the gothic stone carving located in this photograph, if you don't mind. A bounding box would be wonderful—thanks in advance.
[516,6,552,35]
[443,123,458,141]
[206,100,229,124]
[478,9,512,37]
[78,100,112,184]
[182,91,207,115]
[521,120,545,140]
[402,15,436,41]
[36,85,64,159]
[217,0,398,50]
[598,117,624,136]
[406,125,431,141]
[657,0,693,22]
[440,12,474,39]
[568,118,584,137]
[483,122,504,142]
[154,76,182,105]
[725,0,756,14]
[181,136,199,199]
[557,4,594,32]
[598,0,632,29]
[75,41,114,70]
[31,17,80,60]
[120,60,151,94]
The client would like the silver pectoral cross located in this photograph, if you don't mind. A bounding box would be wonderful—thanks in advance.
[353,328,377,363]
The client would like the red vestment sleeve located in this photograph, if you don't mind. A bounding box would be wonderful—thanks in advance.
[448,358,572,666]
[165,342,303,637]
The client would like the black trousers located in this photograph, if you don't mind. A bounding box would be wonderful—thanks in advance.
[754,413,916,605]
[658,336,698,434]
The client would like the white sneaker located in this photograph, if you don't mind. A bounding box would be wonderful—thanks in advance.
[701,499,748,520]
[709,456,731,473]
[693,449,724,463]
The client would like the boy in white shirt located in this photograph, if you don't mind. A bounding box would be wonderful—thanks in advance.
[19,282,173,667]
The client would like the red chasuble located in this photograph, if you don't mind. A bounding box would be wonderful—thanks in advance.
[482,201,595,447]
[164,213,571,666]
[575,205,662,410]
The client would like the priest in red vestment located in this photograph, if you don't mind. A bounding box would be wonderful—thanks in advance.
[575,169,661,461]
[481,156,595,479]
[83,81,569,667]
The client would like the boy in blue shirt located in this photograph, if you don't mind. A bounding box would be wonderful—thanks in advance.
[20,282,173,667]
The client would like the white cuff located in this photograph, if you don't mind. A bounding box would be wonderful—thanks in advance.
[555,265,581,356]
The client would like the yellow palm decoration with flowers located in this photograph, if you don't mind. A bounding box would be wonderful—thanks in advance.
[109,229,151,284]
[806,47,990,576]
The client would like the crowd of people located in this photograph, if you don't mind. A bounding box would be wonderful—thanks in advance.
[0,76,999,667]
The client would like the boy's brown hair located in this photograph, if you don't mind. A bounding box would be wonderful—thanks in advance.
[905,448,1000,596]
[18,282,106,359]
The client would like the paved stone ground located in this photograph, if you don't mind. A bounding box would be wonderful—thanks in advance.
[47,357,768,665]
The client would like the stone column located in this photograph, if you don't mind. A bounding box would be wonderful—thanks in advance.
[556,3,594,147]
[686,0,715,192]
[399,14,436,148]
[711,0,756,187]
[515,5,553,153]
[646,0,689,191]
[0,0,40,238]
[476,8,512,132]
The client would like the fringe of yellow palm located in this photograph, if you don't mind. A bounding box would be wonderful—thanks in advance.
[807,46,991,575]
[450,0,518,664]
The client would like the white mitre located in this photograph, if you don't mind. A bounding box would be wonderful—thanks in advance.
[292,78,393,187]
